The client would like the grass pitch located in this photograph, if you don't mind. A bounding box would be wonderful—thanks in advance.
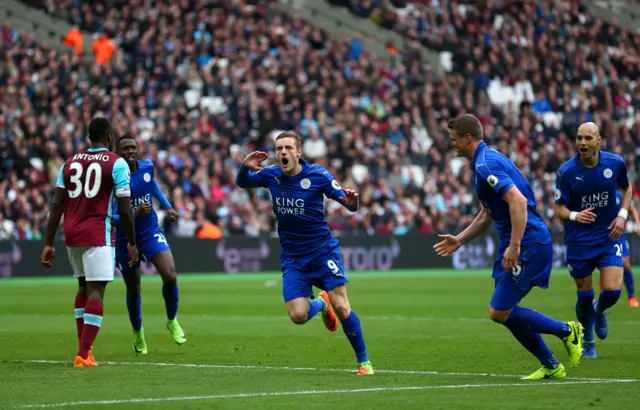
[1,269,639,409]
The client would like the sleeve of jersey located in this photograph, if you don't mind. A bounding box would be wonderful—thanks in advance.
[55,165,65,189]
[152,179,172,209]
[112,158,131,197]
[320,172,358,212]
[617,158,630,190]
[476,158,514,198]
[236,164,267,188]
[554,169,571,206]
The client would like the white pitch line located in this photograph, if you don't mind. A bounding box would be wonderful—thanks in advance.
[15,380,634,409]
[16,360,639,383]
[5,313,640,326]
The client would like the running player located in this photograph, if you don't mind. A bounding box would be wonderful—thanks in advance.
[41,117,138,367]
[555,122,631,359]
[235,131,373,376]
[112,135,185,354]
[435,114,583,380]
[599,190,640,307]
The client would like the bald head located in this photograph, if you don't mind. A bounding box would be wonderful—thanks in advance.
[575,121,601,164]
[577,122,600,137]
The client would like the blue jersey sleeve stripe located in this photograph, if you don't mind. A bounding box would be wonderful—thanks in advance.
[112,158,131,189]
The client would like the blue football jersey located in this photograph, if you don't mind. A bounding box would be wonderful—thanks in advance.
[555,151,629,250]
[114,160,162,241]
[236,159,357,259]
[471,141,550,248]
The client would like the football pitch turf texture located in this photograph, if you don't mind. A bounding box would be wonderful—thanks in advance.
[1,269,639,409]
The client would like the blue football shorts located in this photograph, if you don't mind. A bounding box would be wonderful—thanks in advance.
[490,241,553,311]
[281,246,348,303]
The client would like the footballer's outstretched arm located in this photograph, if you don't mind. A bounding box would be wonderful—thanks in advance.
[320,171,358,212]
[236,164,265,189]
[151,179,173,209]
[455,208,492,245]
[503,186,528,246]
[44,187,65,246]
[237,152,269,189]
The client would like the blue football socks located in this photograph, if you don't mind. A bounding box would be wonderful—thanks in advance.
[126,292,142,331]
[307,298,325,321]
[576,289,595,342]
[340,311,369,363]
[624,270,635,298]
[506,324,559,369]
[505,306,571,339]
[162,283,179,321]
[595,289,622,313]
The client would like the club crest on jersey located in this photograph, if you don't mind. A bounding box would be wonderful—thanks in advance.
[331,180,341,190]
[144,173,151,183]
[555,189,561,200]
[487,175,498,187]
[300,178,311,189]
[603,168,613,179]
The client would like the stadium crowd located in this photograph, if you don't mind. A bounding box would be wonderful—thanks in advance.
[1,0,640,241]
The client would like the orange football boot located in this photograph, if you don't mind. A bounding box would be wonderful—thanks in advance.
[629,297,639,308]
[318,291,339,332]
[74,355,98,367]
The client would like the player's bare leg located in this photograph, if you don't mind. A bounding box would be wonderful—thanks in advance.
[151,251,185,345]
[74,281,107,367]
[327,285,373,375]
[122,270,147,354]
[623,256,638,307]
[594,266,623,340]
[285,297,315,324]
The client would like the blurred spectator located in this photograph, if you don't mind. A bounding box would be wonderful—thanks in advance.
[2,0,640,242]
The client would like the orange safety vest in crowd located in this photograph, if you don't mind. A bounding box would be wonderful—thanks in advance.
[196,223,222,240]
[62,28,83,56]
[92,35,116,65]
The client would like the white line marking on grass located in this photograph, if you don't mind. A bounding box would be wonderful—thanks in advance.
[16,360,639,383]
[16,380,635,408]
[5,313,640,326]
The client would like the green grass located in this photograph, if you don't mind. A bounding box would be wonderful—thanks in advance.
[1,269,639,409]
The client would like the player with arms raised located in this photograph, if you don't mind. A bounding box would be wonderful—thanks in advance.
[236,131,373,376]
[112,135,185,354]
[555,122,631,359]
[434,114,583,380]
[41,117,138,367]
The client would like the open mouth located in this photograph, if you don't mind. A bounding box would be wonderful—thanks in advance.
[125,154,136,162]
[281,158,289,166]
[579,147,589,154]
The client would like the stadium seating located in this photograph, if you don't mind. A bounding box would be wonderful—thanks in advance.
[2,0,640,241]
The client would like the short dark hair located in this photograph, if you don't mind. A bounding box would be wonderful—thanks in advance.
[447,114,483,140]
[275,131,302,149]
[117,134,136,147]
[87,117,112,142]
